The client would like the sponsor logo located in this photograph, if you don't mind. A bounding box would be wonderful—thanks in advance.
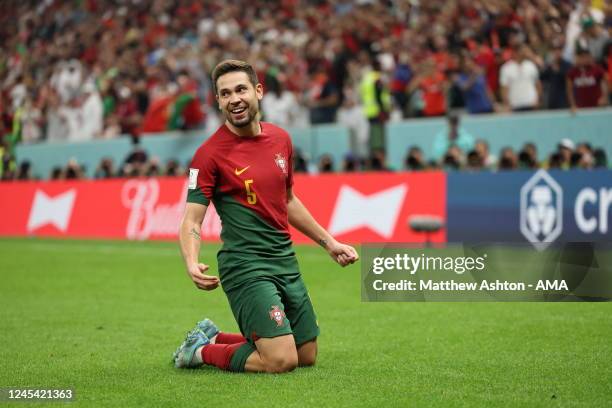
[575,187,612,234]
[27,189,76,232]
[269,305,286,327]
[234,166,250,176]
[520,170,562,249]
[122,179,221,240]
[188,168,199,189]
[328,184,408,238]
[274,153,287,175]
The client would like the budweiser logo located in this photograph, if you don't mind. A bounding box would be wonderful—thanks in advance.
[121,179,221,240]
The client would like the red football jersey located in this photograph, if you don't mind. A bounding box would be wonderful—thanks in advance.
[187,122,294,256]
[567,64,605,108]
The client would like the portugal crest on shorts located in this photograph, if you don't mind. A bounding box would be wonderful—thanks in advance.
[269,305,286,327]
[275,153,288,175]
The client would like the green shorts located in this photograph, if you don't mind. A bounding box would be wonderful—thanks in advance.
[223,270,319,346]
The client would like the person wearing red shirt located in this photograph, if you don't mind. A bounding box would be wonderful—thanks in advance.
[410,59,448,117]
[566,48,609,113]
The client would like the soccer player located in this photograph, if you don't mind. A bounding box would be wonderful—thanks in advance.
[173,60,359,373]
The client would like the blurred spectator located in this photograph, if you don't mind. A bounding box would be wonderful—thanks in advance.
[576,142,593,157]
[455,57,495,114]
[359,58,390,151]
[442,146,463,171]
[432,114,475,161]
[570,149,594,169]
[500,44,542,111]
[145,158,162,177]
[50,166,64,180]
[604,42,612,103]
[165,159,182,176]
[342,154,359,172]
[572,142,595,169]
[593,148,608,168]
[563,0,606,63]
[369,149,391,172]
[140,71,204,134]
[293,148,309,173]
[575,17,609,63]
[64,159,85,180]
[121,138,149,177]
[566,48,608,112]
[51,60,83,104]
[410,59,448,117]
[548,152,564,169]
[80,81,104,140]
[337,86,369,158]
[541,43,572,110]
[557,138,576,169]
[474,139,496,169]
[262,79,300,129]
[307,66,338,125]
[518,150,538,169]
[498,147,518,170]
[0,141,16,180]
[114,81,141,137]
[169,72,205,131]
[466,150,484,172]
[16,161,33,180]
[390,52,413,118]
[404,146,426,171]
[318,154,334,173]
[94,158,115,179]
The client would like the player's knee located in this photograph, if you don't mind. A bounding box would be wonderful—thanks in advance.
[298,353,316,367]
[265,353,298,373]
[297,340,317,367]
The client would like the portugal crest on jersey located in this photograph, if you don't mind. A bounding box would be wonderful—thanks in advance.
[269,305,286,327]
[275,153,288,175]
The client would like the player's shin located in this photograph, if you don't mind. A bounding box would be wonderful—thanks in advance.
[198,342,256,372]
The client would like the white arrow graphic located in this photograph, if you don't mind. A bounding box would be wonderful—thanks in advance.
[27,189,77,232]
[328,184,408,238]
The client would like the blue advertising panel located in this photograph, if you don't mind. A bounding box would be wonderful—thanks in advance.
[447,170,612,246]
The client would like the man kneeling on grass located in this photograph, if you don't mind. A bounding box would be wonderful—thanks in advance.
[172,59,358,373]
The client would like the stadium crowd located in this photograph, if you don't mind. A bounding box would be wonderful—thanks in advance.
[1,0,611,179]
[7,128,609,181]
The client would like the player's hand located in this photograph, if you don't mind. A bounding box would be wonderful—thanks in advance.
[327,240,359,267]
[570,105,577,116]
[187,263,220,291]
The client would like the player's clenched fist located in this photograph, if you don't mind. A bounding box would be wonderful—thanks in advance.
[326,241,359,267]
[187,263,220,290]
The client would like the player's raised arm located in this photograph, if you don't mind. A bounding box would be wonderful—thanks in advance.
[286,188,359,267]
[179,202,219,291]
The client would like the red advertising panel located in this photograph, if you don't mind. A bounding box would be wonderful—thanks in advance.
[0,172,446,244]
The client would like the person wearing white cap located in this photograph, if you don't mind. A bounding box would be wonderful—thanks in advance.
[558,138,575,169]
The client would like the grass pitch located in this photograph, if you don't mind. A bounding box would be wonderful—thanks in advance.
[1,238,611,407]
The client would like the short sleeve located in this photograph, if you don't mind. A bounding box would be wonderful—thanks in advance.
[187,146,216,206]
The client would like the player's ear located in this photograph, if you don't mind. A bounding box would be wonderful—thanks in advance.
[255,83,264,100]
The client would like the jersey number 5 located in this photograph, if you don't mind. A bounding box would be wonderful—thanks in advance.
[244,179,257,204]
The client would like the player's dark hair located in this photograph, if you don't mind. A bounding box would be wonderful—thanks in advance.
[211,60,259,95]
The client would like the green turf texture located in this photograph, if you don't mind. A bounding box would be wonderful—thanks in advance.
[0,238,610,407]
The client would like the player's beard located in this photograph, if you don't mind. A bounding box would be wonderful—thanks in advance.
[226,102,259,128]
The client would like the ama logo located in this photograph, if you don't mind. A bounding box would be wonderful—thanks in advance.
[520,170,563,249]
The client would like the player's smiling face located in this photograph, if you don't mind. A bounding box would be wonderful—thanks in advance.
[216,71,263,128]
